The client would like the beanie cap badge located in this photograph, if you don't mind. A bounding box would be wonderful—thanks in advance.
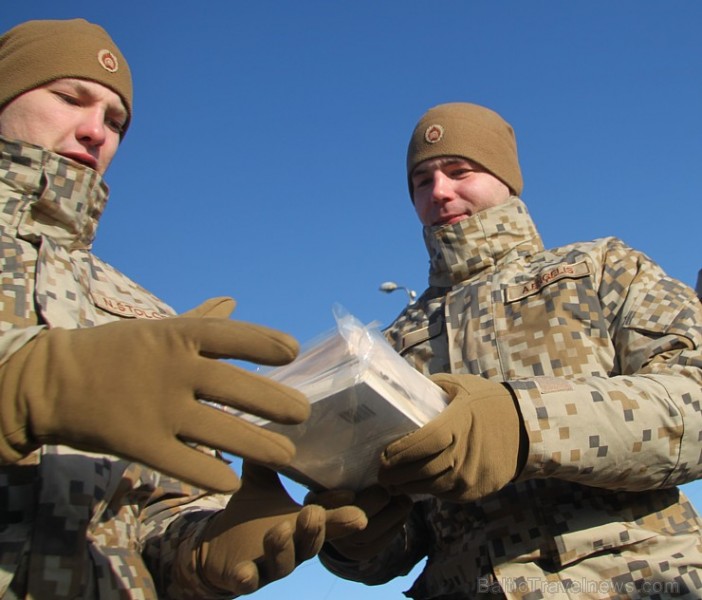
[97,49,119,73]
[424,124,444,144]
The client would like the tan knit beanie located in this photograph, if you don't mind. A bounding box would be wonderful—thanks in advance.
[0,19,133,135]
[406,102,523,197]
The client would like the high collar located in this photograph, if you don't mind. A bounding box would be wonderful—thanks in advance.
[423,196,544,287]
[0,136,109,250]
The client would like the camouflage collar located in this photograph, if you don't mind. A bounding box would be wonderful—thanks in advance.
[0,136,109,250]
[423,196,544,287]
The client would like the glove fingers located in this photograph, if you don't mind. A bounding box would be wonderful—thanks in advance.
[262,521,296,582]
[332,522,403,561]
[328,495,412,561]
[226,561,260,596]
[180,297,236,319]
[381,415,455,466]
[195,361,310,424]
[179,407,296,470]
[384,469,457,498]
[347,496,412,544]
[430,373,504,399]
[306,486,388,533]
[196,319,300,365]
[331,513,405,562]
[428,374,466,396]
[139,441,240,492]
[379,450,452,488]
[292,505,326,561]
[323,505,368,539]
[353,485,393,518]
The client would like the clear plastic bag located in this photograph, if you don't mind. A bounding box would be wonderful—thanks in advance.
[257,306,447,491]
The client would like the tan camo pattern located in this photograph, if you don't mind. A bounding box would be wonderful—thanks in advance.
[0,137,230,599]
[321,197,702,599]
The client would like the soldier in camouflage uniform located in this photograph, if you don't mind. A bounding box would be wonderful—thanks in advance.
[318,103,702,599]
[0,18,365,599]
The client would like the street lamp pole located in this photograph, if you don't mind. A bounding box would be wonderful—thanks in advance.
[379,281,417,304]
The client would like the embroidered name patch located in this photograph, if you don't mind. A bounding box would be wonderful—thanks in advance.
[505,260,592,303]
[92,293,168,319]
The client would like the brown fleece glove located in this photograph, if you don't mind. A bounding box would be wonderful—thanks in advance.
[197,462,367,594]
[378,374,525,502]
[180,297,237,319]
[308,486,413,561]
[0,298,309,492]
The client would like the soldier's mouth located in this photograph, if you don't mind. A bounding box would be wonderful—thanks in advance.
[436,214,469,226]
[60,152,98,171]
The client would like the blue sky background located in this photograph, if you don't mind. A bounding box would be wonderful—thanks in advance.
[4,2,702,598]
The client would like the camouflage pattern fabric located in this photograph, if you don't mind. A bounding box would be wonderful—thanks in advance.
[0,137,231,599]
[321,197,702,599]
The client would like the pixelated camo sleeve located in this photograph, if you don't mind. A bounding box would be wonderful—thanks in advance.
[513,241,702,491]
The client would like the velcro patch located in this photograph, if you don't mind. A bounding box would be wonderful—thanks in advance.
[92,293,168,320]
[400,320,443,352]
[534,376,575,394]
[505,260,591,303]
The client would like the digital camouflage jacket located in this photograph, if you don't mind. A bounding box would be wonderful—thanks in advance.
[321,197,702,599]
[0,138,231,600]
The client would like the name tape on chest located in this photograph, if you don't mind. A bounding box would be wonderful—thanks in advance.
[505,260,592,303]
[92,293,168,320]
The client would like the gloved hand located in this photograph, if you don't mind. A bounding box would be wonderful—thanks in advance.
[378,374,525,502]
[307,485,413,561]
[180,296,238,318]
[197,462,367,594]
[0,297,309,492]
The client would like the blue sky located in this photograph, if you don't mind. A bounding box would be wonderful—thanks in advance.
[4,2,702,598]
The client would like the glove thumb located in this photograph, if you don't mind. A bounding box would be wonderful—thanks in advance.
[180,297,237,319]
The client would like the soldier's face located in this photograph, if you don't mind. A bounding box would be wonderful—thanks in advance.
[410,157,511,227]
[0,78,126,175]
